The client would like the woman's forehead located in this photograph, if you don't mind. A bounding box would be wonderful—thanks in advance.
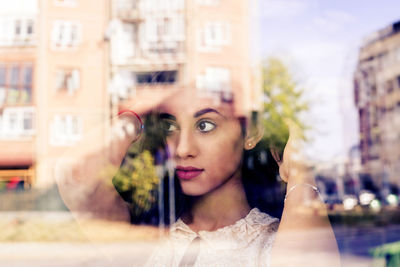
[158,90,235,117]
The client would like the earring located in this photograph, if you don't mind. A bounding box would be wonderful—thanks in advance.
[247,142,253,149]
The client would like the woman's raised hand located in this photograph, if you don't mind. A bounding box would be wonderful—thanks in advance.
[54,113,140,221]
[54,88,180,221]
[270,118,311,186]
[270,119,341,267]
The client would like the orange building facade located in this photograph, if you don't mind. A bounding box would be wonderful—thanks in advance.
[0,0,110,187]
[0,0,259,188]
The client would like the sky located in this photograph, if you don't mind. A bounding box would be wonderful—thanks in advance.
[255,0,400,163]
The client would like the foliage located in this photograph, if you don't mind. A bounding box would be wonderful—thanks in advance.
[112,113,167,223]
[261,57,308,154]
[113,150,159,218]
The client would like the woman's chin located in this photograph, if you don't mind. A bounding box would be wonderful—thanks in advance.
[180,184,206,197]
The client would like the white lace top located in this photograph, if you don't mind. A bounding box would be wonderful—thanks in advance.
[145,208,279,267]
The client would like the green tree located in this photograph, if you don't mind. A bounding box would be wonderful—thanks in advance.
[112,113,165,223]
[113,150,159,220]
[261,57,308,154]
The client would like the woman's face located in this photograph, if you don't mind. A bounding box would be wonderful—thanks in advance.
[159,90,245,196]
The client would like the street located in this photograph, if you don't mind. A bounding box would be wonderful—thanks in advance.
[2,223,398,267]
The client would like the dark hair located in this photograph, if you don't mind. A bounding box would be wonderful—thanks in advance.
[173,112,287,221]
[115,110,287,225]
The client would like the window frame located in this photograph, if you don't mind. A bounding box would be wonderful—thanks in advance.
[0,17,36,46]
[198,21,231,52]
[51,20,82,49]
[0,62,34,106]
[50,114,83,146]
[54,67,81,94]
[0,106,35,138]
[196,66,231,93]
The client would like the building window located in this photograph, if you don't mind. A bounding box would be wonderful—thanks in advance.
[55,68,80,94]
[0,18,35,46]
[15,20,21,36]
[386,80,394,93]
[197,0,220,6]
[27,19,34,35]
[142,0,185,12]
[0,107,35,138]
[8,65,20,104]
[395,47,400,62]
[146,17,184,41]
[50,114,82,146]
[198,21,231,51]
[136,71,177,84]
[23,111,33,131]
[397,76,400,89]
[51,21,82,48]
[54,0,77,7]
[117,0,139,9]
[0,63,33,105]
[196,67,231,92]
[0,66,6,105]
[143,14,185,54]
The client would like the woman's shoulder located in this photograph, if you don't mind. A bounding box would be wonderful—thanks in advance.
[246,208,279,232]
[194,208,279,249]
[170,208,279,237]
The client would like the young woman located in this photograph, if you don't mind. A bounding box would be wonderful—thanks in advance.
[143,88,340,266]
[56,87,340,266]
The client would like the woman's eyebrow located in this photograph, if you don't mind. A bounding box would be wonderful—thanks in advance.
[159,113,176,120]
[194,108,225,118]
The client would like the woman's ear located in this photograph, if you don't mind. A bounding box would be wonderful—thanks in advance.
[244,125,264,150]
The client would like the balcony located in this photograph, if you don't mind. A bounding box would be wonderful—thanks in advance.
[0,139,34,166]
[116,0,142,22]
[117,9,142,22]
[0,141,35,188]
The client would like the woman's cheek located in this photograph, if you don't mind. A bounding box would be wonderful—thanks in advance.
[211,138,243,173]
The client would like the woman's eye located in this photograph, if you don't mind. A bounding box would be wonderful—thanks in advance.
[197,121,215,132]
[162,121,178,133]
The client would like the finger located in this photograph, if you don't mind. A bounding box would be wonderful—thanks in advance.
[279,119,310,184]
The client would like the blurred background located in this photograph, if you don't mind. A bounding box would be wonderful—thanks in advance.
[0,0,400,266]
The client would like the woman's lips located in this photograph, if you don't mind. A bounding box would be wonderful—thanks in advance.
[176,166,203,180]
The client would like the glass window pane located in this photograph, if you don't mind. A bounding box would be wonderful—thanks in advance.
[27,19,34,35]
[10,66,20,87]
[22,65,33,103]
[0,66,6,86]
[24,65,33,85]
[6,88,19,104]
[15,20,21,35]
[22,86,32,103]
[23,112,33,130]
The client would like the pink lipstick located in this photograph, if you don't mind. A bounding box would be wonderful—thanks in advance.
[176,166,203,180]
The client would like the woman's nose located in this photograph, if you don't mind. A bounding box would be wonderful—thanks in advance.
[174,130,198,160]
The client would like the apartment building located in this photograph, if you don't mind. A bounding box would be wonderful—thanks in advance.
[0,0,37,187]
[354,20,400,191]
[109,0,257,117]
[0,0,110,187]
[0,0,257,188]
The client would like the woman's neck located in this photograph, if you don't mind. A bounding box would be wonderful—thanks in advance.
[183,174,251,233]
